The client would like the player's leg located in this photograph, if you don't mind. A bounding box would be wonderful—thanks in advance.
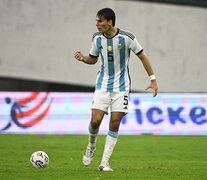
[83,109,105,166]
[98,112,125,171]
[83,90,110,166]
[98,91,129,171]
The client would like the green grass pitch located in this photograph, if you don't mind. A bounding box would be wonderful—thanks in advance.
[0,134,207,180]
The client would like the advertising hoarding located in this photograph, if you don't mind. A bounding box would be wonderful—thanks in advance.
[0,92,206,135]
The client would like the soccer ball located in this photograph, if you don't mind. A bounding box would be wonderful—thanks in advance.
[30,151,49,168]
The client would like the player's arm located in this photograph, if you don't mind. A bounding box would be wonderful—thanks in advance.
[74,50,98,65]
[137,51,158,97]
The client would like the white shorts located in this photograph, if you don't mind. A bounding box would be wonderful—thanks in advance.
[91,90,129,114]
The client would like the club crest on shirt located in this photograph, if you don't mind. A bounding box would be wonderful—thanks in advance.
[107,45,113,52]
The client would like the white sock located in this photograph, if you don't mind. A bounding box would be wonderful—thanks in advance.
[101,131,118,165]
[89,133,97,147]
[88,123,99,147]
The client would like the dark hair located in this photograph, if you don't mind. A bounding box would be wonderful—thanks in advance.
[97,8,116,26]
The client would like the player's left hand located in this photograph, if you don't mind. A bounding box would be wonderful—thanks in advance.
[145,80,158,97]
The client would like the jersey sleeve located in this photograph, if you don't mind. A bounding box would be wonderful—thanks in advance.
[130,38,143,55]
[89,40,99,57]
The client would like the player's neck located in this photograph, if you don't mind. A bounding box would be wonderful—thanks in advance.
[103,27,118,39]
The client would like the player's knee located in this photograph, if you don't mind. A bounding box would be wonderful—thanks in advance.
[91,114,103,128]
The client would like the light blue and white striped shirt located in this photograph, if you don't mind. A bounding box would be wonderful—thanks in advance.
[89,29,143,92]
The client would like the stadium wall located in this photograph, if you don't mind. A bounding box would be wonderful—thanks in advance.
[0,0,207,92]
[1,92,207,135]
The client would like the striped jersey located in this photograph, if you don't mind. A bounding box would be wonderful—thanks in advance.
[89,28,143,92]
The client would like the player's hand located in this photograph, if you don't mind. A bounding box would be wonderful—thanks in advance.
[74,50,84,61]
[145,80,158,97]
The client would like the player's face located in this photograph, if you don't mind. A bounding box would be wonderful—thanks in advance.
[96,16,112,33]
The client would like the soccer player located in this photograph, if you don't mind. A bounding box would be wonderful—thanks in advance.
[74,8,158,171]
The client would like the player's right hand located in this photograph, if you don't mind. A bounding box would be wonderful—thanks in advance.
[74,51,84,61]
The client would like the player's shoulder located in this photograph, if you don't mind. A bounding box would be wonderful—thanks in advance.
[92,32,102,40]
[118,29,136,40]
